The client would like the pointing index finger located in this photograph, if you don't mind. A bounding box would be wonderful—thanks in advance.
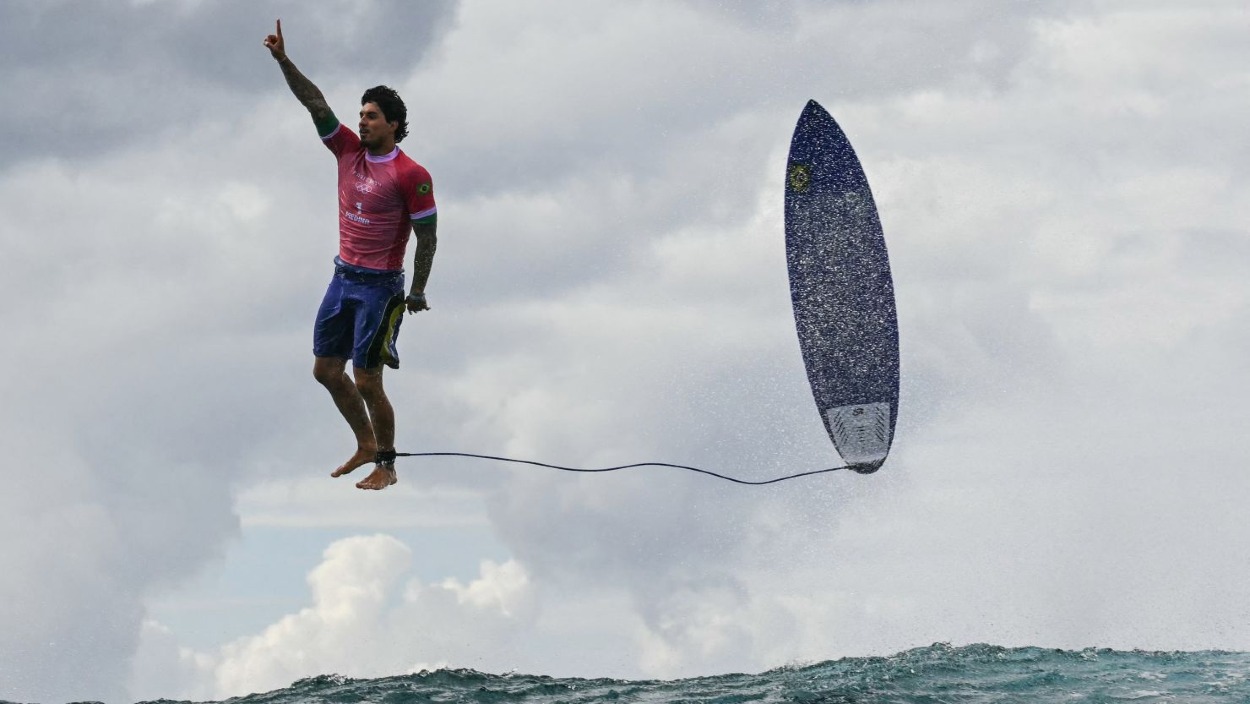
[276,18,283,39]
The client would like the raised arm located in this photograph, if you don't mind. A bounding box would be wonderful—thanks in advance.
[263,19,337,134]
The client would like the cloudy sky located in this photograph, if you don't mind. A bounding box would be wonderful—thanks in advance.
[2,0,1249,701]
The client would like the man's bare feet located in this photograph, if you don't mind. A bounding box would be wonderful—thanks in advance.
[331,446,377,477]
[356,464,397,490]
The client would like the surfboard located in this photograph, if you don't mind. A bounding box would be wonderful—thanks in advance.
[784,100,899,474]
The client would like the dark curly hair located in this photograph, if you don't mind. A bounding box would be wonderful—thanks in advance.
[361,85,409,143]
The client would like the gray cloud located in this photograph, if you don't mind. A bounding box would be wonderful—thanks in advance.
[0,0,456,164]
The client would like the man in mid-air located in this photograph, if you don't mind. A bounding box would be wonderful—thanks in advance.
[264,19,438,491]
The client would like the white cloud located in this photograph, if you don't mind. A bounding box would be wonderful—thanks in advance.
[134,535,538,699]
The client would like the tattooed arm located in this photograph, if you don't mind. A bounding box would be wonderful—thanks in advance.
[407,218,438,312]
[263,19,337,134]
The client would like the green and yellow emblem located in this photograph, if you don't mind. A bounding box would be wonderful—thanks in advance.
[418,182,431,195]
[788,164,811,193]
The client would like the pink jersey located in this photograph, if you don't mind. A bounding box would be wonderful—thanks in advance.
[322,124,437,271]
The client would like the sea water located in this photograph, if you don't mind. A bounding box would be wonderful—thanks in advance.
[109,643,1250,703]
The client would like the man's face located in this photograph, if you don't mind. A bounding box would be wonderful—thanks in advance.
[359,102,396,149]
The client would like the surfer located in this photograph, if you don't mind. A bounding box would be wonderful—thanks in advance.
[264,19,438,491]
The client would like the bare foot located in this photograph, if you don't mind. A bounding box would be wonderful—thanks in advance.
[356,465,397,490]
[331,446,377,477]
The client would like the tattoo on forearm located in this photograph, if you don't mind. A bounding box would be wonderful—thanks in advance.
[412,236,437,291]
[278,58,332,121]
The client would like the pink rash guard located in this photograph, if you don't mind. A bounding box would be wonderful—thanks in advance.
[322,123,437,271]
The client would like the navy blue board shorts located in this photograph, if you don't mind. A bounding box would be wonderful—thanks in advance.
[314,257,406,369]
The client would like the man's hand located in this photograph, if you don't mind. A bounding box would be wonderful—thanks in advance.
[263,19,286,61]
[405,292,430,314]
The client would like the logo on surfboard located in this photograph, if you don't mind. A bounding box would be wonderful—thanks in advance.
[788,164,811,193]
